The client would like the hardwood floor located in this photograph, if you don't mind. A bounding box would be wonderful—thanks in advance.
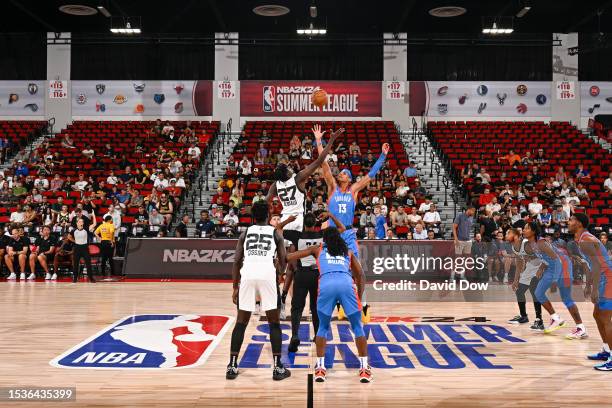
[0,281,610,407]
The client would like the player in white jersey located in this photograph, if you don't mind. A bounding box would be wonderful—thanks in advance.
[267,128,343,248]
[226,201,289,381]
[505,228,544,330]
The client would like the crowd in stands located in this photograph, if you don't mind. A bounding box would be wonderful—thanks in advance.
[206,123,445,240]
[0,120,216,279]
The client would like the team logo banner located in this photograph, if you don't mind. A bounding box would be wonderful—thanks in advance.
[241,81,382,117]
[409,81,551,117]
[50,314,233,369]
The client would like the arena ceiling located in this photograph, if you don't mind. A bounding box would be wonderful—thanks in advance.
[2,0,612,35]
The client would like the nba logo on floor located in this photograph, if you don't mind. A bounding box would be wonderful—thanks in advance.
[50,314,233,369]
[263,86,275,112]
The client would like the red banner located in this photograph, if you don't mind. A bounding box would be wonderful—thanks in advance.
[193,80,213,116]
[240,81,382,117]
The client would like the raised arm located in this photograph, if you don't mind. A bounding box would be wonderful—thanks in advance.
[231,232,246,305]
[265,182,278,204]
[350,143,390,194]
[313,124,336,196]
[296,128,344,188]
[319,211,346,234]
[276,215,296,231]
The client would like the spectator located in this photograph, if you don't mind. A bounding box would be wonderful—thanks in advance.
[403,161,418,178]
[72,173,88,191]
[106,170,119,185]
[188,143,201,160]
[485,197,502,214]
[195,211,216,237]
[418,197,433,214]
[10,205,25,225]
[406,207,422,227]
[162,121,174,138]
[154,173,169,189]
[33,174,49,191]
[498,150,521,167]
[427,230,436,240]
[119,168,134,184]
[573,164,590,179]
[538,207,553,233]
[413,223,428,240]
[276,148,289,164]
[575,183,589,202]
[15,160,29,177]
[238,156,253,184]
[412,179,427,197]
[359,206,376,230]
[175,214,190,237]
[551,205,569,231]
[301,144,313,160]
[223,209,239,234]
[521,151,533,166]
[478,188,496,208]
[157,193,174,224]
[349,141,361,156]
[422,205,441,231]
[61,134,76,149]
[385,229,397,240]
[554,166,567,184]
[567,190,580,206]
[374,206,387,239]
[600,233,612,255]
[81,144,95,159]
[392,206,409,229]
[12,181,28,198]
[528,196,543,216]
[477,167,491,184]
[604,171,612,193]
[480,211,500,242]
[395,180,410,200]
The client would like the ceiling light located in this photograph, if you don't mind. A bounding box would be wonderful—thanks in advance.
[516,6,531,18]
[297,29,305,34]
[482,20,513,35]
[110,17,141,35]
[97,5,111,18]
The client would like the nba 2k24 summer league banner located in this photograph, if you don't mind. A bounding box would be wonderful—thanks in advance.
[0,81,45,116]
[580,82,612,116]
[409,81,551,117]
[71,81,212,116]
[240,81,382,117]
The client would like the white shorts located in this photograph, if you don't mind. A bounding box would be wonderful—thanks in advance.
[238,278,278,312]
[519,261,542,285]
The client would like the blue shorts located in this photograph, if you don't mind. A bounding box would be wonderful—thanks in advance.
[341,229,359,258]
[317,273,362,317]
[598,279,612,310]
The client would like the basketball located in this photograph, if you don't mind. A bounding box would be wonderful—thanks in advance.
[311,89,328,108]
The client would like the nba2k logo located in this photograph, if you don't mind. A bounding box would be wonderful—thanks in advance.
[50,314,233,369]
[263,86,275,112]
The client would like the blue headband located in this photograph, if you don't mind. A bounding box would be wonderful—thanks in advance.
[340,169,353,181]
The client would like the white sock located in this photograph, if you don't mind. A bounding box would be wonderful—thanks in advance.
[359,356,368,369]
[603,343,611,353]
[577,323,586,331]
[551,313,560,321]
[316,357,325,369]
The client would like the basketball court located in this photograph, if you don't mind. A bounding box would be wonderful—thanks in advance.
[1,281,610,407]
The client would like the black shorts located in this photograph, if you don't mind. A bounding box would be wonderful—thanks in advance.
[37,252,55,262]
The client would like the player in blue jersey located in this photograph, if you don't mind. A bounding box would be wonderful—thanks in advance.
[313,124,389,322]
[523,222,586,338]
[287,226,371,383]
[569,213,612,371]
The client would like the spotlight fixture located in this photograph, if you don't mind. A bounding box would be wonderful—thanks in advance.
[297,23,326,35]
[516,0,532,18]
[482,17,514,35]
[110,17,141,34]
[97,5,111,18]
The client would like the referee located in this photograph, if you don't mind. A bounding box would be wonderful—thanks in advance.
[95,215,116,277]
[282,213,323,352]
[68,218,95,283]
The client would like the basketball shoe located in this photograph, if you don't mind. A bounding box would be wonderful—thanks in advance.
[272,364,291,381]
[225,364,239,380]
[508,315,529,324]
[594,360,612,371]
[359,366,373,383]
[314,367,327,382]
[361,305,371,324]
[543,318,566,334]
[530,318,545,331]
[565,327,588,340]
[587,349,611,361]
